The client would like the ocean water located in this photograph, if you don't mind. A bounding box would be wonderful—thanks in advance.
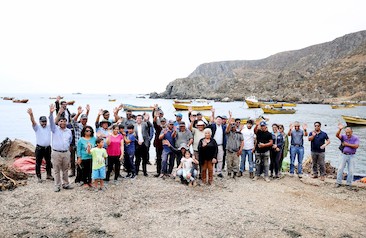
[1,93,365,174]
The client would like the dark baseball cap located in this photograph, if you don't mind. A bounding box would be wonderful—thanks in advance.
[39,116,47,122]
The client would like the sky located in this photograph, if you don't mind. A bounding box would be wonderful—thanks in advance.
[0,0,365,95]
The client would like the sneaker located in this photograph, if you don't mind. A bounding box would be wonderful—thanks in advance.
[37,178,42,183]
[218,173,223,178]
[298,174,303,178]
[126,173,131,178]
[237,172,243,177]
[252,176,258,181]
[78,181,85,187]
[54,187,61,192]
[144,173,148,177]
[346,185,353,191]
[265,177,270,182]
[93,187,99,192]
[336,183,342,188]
[46,175,54,180]
[154,174,160,177]
[130,174,136,179]
[113,180,118,185]
[249,172,254,179]
[289,173,294,177]
[62,184,74,190]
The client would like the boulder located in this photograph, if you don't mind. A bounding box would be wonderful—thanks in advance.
[0,138,35,160]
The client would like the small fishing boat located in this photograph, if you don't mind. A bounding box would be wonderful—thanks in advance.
[12,99,29,103]
[173,99,192,104]
[331,104,355,109]
[341,115,366,126]
[203,116,264,125]
[282,102,297,107]
[173,103,212,111]
[245,97,283,109]
[3,97,14,100]
[108,99,117,102]
[262,107,296,114]
[49,96,63,99]
[67,100,75,105]
[122,104,154,111]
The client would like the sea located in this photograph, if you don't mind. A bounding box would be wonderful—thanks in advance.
[1,93,365,174]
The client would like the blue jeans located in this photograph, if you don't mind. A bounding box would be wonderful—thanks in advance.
[336,154,355,186]
[176,168,198,182]
[240,149,254,172]
[161,150,175,175]
[290,145,304,174]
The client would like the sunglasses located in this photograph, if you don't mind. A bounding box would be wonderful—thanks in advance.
[85,130,92,132]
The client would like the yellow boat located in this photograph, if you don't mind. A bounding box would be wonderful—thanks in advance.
[173,103,212,111]
[341,115,366,126]
[108,99,116,102]
[262,107,296,114]
[245,100,283,109]
[282,102,297,107]
[331,104,355,109]
[203,116,263,125]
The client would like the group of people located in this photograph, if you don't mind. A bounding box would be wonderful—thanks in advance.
[28,99,360,192]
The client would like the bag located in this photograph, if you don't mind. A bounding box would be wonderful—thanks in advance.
[338,144,345,152]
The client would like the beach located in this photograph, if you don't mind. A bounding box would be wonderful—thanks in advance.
[0,166,366,237]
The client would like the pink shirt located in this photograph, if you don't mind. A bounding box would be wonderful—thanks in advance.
[107,134,123,156]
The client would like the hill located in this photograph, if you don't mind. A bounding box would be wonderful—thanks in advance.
[153,30,366,103]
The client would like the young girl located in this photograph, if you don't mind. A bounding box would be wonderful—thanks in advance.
[176,150,199,186]
[88,138,108,191]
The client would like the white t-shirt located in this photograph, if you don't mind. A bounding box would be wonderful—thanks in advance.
[214,125,223,145]
[181,157,194,177]
[241,126,256,150]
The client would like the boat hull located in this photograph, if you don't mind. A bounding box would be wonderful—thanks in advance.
[123,104,154,111]
[341,115,366,126]
[262,108,296,114]
[173,103,212,111]
[246,100,283,108]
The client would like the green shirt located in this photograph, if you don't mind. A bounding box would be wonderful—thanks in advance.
[90,147,107,170]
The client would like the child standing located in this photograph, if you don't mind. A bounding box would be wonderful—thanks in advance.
[88,138,108,190]
[124,124,137,179]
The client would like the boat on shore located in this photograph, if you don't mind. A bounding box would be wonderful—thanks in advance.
[66,100,75,105]
[262,107,296,114]
[173,103,212,111]
[122,104,154,111]
[108,99,116,102]
[12,99,29,103]
[341,115,366,126]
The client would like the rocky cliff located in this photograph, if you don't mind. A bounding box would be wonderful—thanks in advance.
[153,30,366,103]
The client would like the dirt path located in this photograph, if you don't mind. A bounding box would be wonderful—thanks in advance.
[0,173,365,238]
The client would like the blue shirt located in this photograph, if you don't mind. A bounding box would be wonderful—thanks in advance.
[291,129,304,146]
[309,131,329,153]
[49,114,72,151]
[160,129,175,153]
[125,133,136,155]
[33,124,51,147]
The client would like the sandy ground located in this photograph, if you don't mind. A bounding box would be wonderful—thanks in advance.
[0,166,365,238]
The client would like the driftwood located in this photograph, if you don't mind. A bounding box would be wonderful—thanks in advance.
[0,163,28,191]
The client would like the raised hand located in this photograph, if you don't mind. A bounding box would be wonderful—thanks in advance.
[302,123,308,130]
[50,104,55,113]
[27,108,33,115]
[338,123,344,130]
[85,104,90,112]
[77,106,83,114]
